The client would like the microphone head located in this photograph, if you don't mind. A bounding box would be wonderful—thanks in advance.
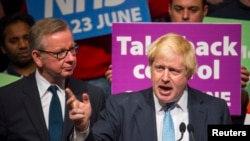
[187,124,194,133]
[179,122,186,133]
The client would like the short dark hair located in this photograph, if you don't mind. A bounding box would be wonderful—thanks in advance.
[0,12,35,46]
[169,0,208,7]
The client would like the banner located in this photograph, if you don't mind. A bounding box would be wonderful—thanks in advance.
[112,23,241,115]
[204,17,250,121]
[26,0,151,40]
[0,73,21,87]
[204,17,250,74]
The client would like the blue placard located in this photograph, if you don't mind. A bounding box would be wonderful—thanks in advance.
[26,0,151,40]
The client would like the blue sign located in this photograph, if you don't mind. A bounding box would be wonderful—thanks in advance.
[26,0,151,40]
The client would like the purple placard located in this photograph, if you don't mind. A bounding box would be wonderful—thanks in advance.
[112,23,241,115]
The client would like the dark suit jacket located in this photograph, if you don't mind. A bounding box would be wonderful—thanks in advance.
[87,86,232,141]
[0,73,105,141]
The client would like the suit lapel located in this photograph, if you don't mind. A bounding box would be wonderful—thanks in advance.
[188,87,207,141]
[134,88,158,141]
[21,74,50,141]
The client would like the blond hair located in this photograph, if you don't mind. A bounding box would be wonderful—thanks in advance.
[147,33,197,78]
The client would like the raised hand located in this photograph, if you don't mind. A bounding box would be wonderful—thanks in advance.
[66,88,92,132]
[105,64,112,83]
[241,66,250,88]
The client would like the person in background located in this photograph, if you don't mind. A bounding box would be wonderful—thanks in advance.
[0,0,27,72]
[0,17,105,141]
[207,0,250,20]
[168,0,208,22]
[0,12,36,77]
[69,33,232,141]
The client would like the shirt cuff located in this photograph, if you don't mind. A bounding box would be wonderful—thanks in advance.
[71,121,90,141]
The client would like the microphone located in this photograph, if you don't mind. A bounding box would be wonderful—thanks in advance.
[187,124,195,141]
[177,122,186,141]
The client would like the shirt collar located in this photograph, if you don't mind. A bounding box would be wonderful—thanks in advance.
[177,88,188,112]
[35,69,64,98]
[153,87,188,112]
[35,69,51,98]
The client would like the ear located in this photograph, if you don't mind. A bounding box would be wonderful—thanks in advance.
[32,50,43,68]
[0,45,6,54]
[168,4,172,16]
[203,5,208,17]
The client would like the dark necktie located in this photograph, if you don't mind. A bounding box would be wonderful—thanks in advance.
[162,103,175,141]
[48,85,63,141]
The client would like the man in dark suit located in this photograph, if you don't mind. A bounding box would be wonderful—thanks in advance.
[168,0,249,125]
[0,18,105,141]
[69,33,232,141]
[104,0,250,125]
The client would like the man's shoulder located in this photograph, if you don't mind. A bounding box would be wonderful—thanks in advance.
[188,86,227,104]
[67,77,106,101]
[113,87,151,97]
[67,77,104,92]
[0,75,35,101]
[109,87,153,104]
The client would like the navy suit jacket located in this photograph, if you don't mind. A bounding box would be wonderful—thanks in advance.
[87,86,232,141]
[0,73,105,141]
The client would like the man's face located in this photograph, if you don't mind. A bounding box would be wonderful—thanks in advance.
[151,48,188,104]
[33,29,77,81]
[168,0,208,22]
[1,21,33,67]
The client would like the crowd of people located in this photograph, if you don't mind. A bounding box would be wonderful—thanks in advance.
[0,0,249,141]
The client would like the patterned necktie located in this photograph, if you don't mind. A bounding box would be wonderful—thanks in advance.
[162,103,175,141]
[48,85,63,141]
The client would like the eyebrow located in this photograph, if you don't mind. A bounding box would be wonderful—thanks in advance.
[173,5,200,9]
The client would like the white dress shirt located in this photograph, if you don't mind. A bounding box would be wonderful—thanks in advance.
[154,88,189,141]
[35,70,66,128]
